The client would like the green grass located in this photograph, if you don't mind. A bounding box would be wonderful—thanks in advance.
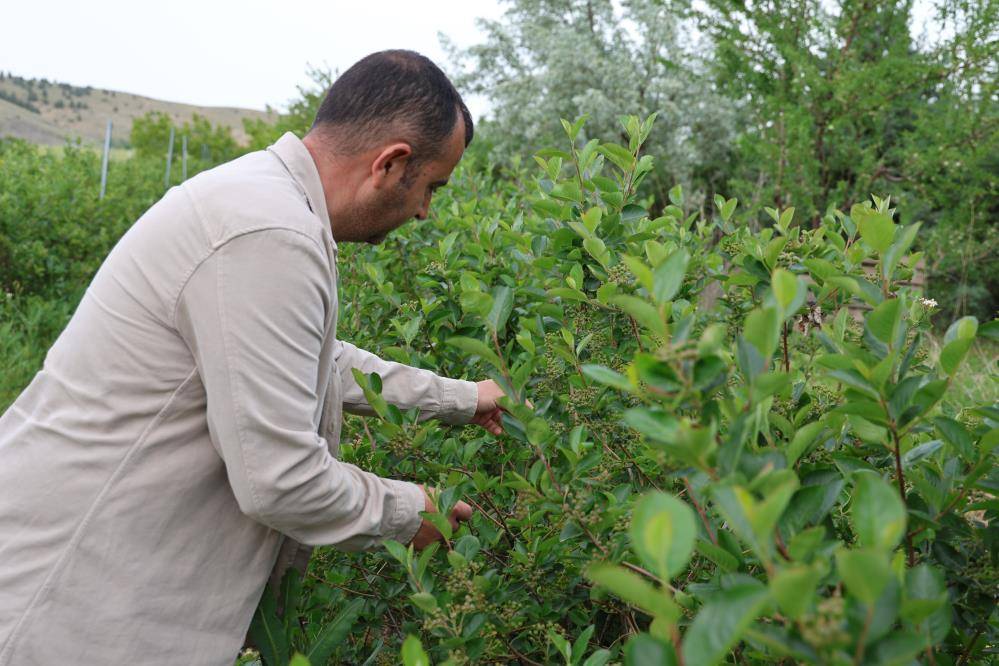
[0,294,78,411]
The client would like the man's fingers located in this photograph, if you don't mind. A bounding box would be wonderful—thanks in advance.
[452,500,473,521]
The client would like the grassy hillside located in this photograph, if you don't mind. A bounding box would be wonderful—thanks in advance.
[0,73,275,147]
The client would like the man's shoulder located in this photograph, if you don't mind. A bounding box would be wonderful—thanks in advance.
[181,149,327,248]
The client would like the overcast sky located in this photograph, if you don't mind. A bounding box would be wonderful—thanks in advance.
[1,0,505,117]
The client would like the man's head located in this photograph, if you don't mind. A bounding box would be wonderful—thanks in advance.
[302,50,473,244]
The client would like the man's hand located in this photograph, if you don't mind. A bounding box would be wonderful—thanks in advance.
[471,379,533,435]
[471,380,506,435]
[409,485,473,550]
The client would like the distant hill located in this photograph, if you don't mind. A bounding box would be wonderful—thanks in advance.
[0,73,276,147]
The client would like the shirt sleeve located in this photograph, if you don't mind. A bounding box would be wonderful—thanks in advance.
[174,228,424,550]
[334,341,478,425]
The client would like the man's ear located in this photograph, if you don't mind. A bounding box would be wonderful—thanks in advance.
[370,142,413,189]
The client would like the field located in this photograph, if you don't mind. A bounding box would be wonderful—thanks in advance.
[0,73,274,147]
[2,107,997,664]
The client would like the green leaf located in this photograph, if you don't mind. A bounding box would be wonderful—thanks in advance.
[788,526,827,561]
[548,628,571,660]
[383,539,409,565]
[421,511,453,540]
[583,236,611,269]
[720,197,738,222]
[653,249,690,304]
[410,592,437,613]
[599,143,635,172]
[853,205,896,255]
[571,625,597,666]
[681,584,770,666]
[446,336,502,370]
[621,254,654,292]
[695,538,740,572]
[586,563,679,621]
[943,315,978,344]
[668,184,683,206]
[836,546,891,605]
[785,421,826,467]
[249,584,289,666]
[633,353,682,392]
[280,567,303,646]
[866,298,901,346]
[304,599,365,665]
[770,564,823,619]
[711,479,800,563]
[847,414,888,443]
[581,364,633,392]
[629,492,697,580]
[625,635,677,666]
[401,635,430,666]
[743,306,780,363]
[940,337,974,375]
[610,295,667,338]
[583,649,612,666]
[487,285,514,334]
[934,416,974,459]
[901,564,948,623]
[883,223,920,280]
[771,269,799,313]
[851,470,907,550]
[803,258,837,283]
[289,654,312,666]
[623,408,679,443]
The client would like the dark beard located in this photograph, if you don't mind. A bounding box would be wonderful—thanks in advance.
[336,181,411,243]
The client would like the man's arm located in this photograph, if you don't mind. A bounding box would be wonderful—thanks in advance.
[174,228,424,550]
[334,341,478,425]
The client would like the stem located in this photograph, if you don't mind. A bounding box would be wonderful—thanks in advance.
[890,429,916,566]
[775,529,792,562]
[853,605,874,665]
[628,315,645,352]
[957,624,985,665]
[683,477,718,545]
[782,322,790,373]
[672,624,687,666]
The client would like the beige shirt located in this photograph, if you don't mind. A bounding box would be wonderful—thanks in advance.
[0,132,477,664]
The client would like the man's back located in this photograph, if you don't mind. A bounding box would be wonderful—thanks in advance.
[0,140,335,664]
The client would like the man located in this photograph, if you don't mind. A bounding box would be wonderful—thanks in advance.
[0,50,508,664]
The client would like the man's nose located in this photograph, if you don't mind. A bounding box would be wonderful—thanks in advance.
[415,196,431,220]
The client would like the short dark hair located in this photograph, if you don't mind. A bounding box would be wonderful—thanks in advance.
[311,50,473,162]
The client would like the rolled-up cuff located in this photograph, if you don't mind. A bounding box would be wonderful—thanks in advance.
[384,480,425,546]
[437,378,478,425]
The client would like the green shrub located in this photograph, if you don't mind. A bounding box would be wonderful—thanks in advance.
[1,112,995,665]
[275,114,996,665]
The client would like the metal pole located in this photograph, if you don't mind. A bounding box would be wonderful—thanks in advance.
[99,119,112,200]
[181,135,188,181]
[164,126,175,188]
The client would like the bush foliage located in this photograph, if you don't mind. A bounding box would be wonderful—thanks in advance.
[1,111,996,664]
[239,115,997,665]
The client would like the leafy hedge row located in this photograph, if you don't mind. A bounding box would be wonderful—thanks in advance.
[1,118,995,665]
[245,116,997,665]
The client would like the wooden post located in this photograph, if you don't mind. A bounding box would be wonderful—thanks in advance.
[99,119,112,200]
[164,126,175,188]
[182,135,188,181]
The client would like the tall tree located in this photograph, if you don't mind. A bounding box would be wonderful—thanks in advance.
[702,0,997,317]
[443,0,738,205]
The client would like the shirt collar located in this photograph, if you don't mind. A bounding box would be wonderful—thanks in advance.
[267,132,335,249]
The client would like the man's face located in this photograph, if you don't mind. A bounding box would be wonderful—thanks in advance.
[348,122,466,245]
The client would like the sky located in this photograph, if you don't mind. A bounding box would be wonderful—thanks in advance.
[1,0,505,117]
